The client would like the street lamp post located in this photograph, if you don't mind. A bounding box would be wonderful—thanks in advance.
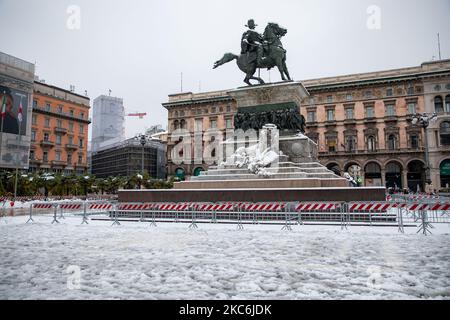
[411,112,437,190]
[135,134,150,174]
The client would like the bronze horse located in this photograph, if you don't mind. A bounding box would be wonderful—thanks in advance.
[213,22,291,85]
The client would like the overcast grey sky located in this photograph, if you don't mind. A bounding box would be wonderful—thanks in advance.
[1,0,449,139]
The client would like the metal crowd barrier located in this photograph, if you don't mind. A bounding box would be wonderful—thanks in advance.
[17,198,450,235]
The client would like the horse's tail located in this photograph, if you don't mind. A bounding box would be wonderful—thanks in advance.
[213,53,238,69]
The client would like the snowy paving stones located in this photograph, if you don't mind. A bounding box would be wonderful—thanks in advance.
[0,216,449,299]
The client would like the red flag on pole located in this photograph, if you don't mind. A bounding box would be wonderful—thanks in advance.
[18,98,23,122]
[1,92,6,119]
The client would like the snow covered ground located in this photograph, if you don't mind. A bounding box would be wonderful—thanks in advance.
[0,215,449,300]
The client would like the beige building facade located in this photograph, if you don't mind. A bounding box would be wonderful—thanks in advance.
[163,60,450,191]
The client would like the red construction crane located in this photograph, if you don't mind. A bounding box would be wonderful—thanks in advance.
[126,112,147,119]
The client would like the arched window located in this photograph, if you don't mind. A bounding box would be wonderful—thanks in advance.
[445,95,450,113]
[387,134,397,150]
[435,96,443,113]
[367,136,376,152]
[180,119,186,129]
[173,120,179,130]
[440,121,450,145]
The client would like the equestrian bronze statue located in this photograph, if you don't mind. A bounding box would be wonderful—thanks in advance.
[213,19,292,86]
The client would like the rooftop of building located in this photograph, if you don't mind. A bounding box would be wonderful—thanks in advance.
[93,95,124,103]
[163,59,450,107]
[92,136,165,154]
[0,51,35,74]
[34,80,90,107]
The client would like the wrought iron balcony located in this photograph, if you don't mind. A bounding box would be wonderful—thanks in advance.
[51,160,67,166]
[65,143,79,150]
[54,127,68,134]
[40,140,54,148]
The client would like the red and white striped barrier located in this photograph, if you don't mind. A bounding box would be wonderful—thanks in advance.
[348,202,391,212]
[88,203,113,210]
[117,203,153,211]
[33,203,53,209]
[429,203,450,211]
[60,203,82,210]
[296,202,339,212]
[241,202,286,211]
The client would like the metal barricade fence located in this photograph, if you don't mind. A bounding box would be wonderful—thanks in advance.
[20,198,450,235]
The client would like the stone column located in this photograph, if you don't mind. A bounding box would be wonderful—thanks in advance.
[402,170,408,190]
[381,169,386,187]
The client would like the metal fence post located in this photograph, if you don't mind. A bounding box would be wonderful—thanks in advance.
[237,205,243,230]
[189,207,198,229]
[150,207,157,227]
[397,205,404,234]
[281,206,292,231]
[340,202,348,230]
[81,202,88,225]
[417,208,433,235]
[111,204,120,226]
[59,205,65,219]
[51,205,60,224]
[26,204,34,224]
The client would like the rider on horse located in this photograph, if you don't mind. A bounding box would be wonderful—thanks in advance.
[241,19,265,66]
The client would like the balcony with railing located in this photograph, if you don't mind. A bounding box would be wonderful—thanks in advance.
[32,105,91,123]
[40,140,55,148]
[54,127,68,134]
[319,147,425,157]
[65,143,78,151]
[51,160,67,167]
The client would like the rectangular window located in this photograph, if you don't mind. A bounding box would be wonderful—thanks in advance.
[57,119,62,128]
[79,124,84,134]
[78,154,83,164]
[33,100,37,108]
[56,134,62,145]
[386,105,395,116]
[69,122,74,132]
[195,119,203,131]
[29,150,35,160]
[346,94,353,101]
[410,134,419,149]
[31,130,36,142]
[327,95,333,103]
[32,115,37,125]
[79,138,83,148]
[226,118,232,129]
[69,110,74,116]
[345,108,354,119]
[307,110,316,122]
[327,139,336,152]
[407,86,414,95]
[407,103,416,114]
[211,107,216,113]
[366,106,374,118]
[386,88,393,97]
[43,133,49,141]
[58,105,63,113]
[80,112,84,119]
[43,151,48,162]
[327,109,334,121]
[45,103,51,111]
[226,105,231,112]
[210,119,217,129]
[55,151,61,161]
[68,136,73,144]
[365,91,372,98]
[67,154,72,164]
[45,118,50,127]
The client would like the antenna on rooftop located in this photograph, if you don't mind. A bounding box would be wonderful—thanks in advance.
[437,33,442,60]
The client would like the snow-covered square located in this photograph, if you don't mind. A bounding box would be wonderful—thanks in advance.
[1,215,449,299]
